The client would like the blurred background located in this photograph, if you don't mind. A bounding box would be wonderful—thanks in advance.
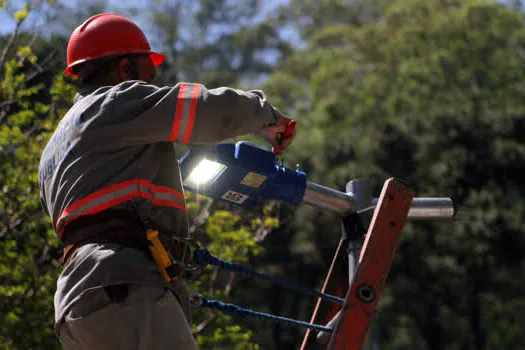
[2,0,525,349]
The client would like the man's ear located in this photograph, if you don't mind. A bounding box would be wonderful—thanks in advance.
[117,58,132,81]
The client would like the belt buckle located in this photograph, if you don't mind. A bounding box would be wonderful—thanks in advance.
[169,235,201,272]
[168,235,206,281]
[147,230,203,281]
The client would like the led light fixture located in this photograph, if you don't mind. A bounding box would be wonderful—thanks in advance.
[180,142,307,206]
[184,159,226,186]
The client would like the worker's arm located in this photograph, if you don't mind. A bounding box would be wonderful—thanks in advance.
[194,85,296,151]
[190,85,279,143]
[110,81,294,147]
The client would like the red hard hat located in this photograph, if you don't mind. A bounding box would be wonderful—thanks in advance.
[65,13,165,76]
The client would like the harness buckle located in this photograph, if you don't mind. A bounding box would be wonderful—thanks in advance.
[146,230,202,282]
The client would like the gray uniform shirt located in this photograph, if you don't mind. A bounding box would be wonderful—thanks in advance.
[38,80,279,330]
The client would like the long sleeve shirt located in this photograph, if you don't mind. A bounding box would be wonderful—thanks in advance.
[39,80,279,241]
[38,80,280,330]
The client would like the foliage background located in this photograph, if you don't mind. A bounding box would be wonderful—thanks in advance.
[1,0,525,349]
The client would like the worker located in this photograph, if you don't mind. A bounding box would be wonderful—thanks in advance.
[38,13,296,349]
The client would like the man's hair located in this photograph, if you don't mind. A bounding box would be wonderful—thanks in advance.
[72,54,141,88]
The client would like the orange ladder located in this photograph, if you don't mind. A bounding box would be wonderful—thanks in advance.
[301,178,414,349]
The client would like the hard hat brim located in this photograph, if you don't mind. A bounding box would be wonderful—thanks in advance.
[64,51,166,77]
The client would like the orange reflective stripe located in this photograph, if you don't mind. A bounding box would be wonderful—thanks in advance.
[170,82,201,144]
[57,179,186,238]
[169,82,188,142]
[182,83,201,144]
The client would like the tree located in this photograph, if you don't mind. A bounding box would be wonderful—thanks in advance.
[0,4,75,349]
[135,0,292,88]
[264,0,525,348]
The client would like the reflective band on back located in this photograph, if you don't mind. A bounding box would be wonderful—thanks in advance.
[57,179,186,238]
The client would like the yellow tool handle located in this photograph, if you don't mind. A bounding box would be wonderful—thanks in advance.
[147,229,175,282]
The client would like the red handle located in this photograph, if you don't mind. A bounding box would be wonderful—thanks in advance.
[283,120,297,137]
[274,120,296,155]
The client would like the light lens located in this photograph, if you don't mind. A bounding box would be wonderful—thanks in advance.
[185,159,226,186]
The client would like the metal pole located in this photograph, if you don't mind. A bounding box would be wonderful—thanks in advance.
[302,182,356,215]
[302,181,455,219]
[373,197,455,219]
[346,180,376,350]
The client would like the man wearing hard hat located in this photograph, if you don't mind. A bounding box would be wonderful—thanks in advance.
[38,13,296,349]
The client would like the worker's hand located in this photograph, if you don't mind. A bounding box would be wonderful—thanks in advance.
[262,114,296,155]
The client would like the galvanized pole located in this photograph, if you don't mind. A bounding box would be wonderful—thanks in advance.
[345,180,377,350]
[302,181,454,219]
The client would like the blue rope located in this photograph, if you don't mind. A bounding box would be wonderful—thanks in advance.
[198,295,333,334]
[193,248,345,305]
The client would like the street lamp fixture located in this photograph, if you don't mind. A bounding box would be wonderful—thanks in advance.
[180,142,308,206]
[179,142,455,219]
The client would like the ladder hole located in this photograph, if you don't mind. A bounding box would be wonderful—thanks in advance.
[356,284,376,304]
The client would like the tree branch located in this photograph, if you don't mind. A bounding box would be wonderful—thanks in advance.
[192,311,216,334]
[189,197,213,234]
[0,18,24,72]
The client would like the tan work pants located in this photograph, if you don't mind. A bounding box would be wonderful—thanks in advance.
[58,284,198,350]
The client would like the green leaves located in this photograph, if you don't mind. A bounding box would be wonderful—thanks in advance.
[187,201,279,348]
[206,211,263,262]
[264,0,525,348]
[14,4,30,24]
[0,27,70,350]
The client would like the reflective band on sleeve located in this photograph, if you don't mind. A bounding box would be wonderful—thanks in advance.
[169,82,188,142]
[170,82,201,144]
[182,84,201,144]
[57,179,186,238]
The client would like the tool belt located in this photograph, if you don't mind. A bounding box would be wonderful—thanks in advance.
[61,211,186,279]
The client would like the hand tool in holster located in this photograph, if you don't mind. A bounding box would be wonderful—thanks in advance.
[146,229,200,282]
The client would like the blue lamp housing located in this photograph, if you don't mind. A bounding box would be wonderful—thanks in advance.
[179,142,307,206]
